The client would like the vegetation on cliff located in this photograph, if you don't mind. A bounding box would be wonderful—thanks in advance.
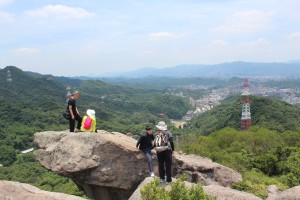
[141,176,215,200]
[179,127,300,198]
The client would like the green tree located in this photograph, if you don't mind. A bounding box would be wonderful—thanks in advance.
[0,145,16,166]
[140,177,214,200]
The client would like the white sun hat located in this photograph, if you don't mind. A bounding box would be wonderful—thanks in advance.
[87,109,96,118]
[156,121,168,130]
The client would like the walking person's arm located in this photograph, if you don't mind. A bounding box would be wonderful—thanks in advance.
[169,137,174,152]
[68,105,74,120]
[76,107,80,117]
[168,131,174,153]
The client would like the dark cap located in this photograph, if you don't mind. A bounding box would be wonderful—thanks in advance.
[145,125,152,130]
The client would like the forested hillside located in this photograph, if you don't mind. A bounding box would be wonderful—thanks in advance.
[0,66,68,165]
[0,66,86,196]
[184,95,300,135]
[74,79,191,133]
[0,66,191,164]
[0,66,191,197]
[99,76,228,90]
[179,127,300,198]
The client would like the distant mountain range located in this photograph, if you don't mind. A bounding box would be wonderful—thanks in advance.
[100,61,300,78]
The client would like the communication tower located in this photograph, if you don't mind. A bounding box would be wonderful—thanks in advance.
[241,79,251,131]
[7,70,12,82]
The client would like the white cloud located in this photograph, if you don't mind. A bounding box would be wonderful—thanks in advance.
[211,39,228,46]
[10,48,41,55]
[255,38,270,45]
[147,32,183,41]
[139,50,156,57]
[212,10,275,34]
[287,32,300,40]
[0,11,14,23]
[0,0,12,6]
[25,4,95,20]
[239,38,270,46]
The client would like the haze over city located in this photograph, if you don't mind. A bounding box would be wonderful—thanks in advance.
[1,0,300,76]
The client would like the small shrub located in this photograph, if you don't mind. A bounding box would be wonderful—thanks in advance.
[140,177,215,200]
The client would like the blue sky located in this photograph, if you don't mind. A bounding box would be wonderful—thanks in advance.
[0,0,300,76]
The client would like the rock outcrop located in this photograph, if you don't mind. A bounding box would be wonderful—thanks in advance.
[34,131,242,200]
[266,186,300,200]
[173,153,242,187]
[0,180,86,200]
[129,177,262,200]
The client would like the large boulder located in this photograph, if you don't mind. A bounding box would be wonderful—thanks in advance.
[0,180,85,200]
[34,131,242,200]
[129,177,262,200]
[34,130,150,200]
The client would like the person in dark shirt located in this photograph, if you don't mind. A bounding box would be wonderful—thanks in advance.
[136,125,155,177]
[67,91,82,132]
[155,121,174,184]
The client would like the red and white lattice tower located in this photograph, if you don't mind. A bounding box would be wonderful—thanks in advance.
[240,79,251,131]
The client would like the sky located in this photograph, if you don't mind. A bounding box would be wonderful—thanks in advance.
[0,0,300,76]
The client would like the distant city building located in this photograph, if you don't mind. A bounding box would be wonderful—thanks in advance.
[7,70,12,82]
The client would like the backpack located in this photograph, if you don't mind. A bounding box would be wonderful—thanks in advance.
[154,131,169,152]
[63,109,70,120]
[83,116,92,130]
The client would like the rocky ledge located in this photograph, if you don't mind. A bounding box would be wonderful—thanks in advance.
[0,181,86,200]
[33,130,242,200]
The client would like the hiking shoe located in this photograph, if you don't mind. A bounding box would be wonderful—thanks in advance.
[150,172,155,177]
[160,179,165,183]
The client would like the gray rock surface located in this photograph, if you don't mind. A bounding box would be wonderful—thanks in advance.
[173,153,242,186]
[34,131,243,200]
[0,180,85,200]
[204,185,262,200]
[266,186,300,200]
[266,185,279,199]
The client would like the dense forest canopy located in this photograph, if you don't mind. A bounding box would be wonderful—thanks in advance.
[180,127,300,198]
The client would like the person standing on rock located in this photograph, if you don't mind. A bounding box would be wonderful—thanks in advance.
[81,109,97,132]
[155,121,174,184]
[67,91,82,132]
[136,125,155,177]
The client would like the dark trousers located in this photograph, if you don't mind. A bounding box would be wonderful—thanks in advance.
[157,149,172,182]
[69,115,82,132]
[143,148,153,173]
